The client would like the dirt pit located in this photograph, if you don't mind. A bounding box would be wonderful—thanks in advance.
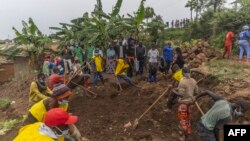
[1,73,250,141]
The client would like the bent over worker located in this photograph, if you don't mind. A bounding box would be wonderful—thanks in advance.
[195,90,250,141]
[24,84,82,141]
[14,108,78,141]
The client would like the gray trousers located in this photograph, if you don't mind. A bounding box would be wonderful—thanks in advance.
[197,121,216,141]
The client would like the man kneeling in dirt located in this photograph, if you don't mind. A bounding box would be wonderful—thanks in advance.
[23,84,83,141]
[14,108,79,141]
[195,90,250,141]
[173,67,198,141]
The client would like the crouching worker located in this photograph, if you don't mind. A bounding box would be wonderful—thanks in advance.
[195,90,250,141]
[23,84,83,141]
[72,59,91,88]
[173,67,198,141]
[29,73,52,106]
[115,58,139,91]
[14,108,80,141]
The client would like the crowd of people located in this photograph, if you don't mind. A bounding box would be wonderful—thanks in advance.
[166,18,190,29]
[13,35,250,141]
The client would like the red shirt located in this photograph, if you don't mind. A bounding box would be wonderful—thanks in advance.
[225,31,235,46]
[48,73,64,90]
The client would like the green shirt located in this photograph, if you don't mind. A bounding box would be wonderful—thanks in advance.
[201,100,231,131]
[87,46,94,61]
[73,47,84,64]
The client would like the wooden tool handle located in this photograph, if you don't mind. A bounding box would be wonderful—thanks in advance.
[138,88,169,120]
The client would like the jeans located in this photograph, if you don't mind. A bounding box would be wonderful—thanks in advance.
[148,62,157,82]
[117,75,132,85]
[165,60,172,73]
[137,57,144,75]
[93,72,103,86]
[238,40,250,59]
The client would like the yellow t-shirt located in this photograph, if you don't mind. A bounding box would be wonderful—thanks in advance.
[29,99,68,122]
[13,122,55,141]
[115,59,129,76]
[172,69,183,82]
[93,55,103,72]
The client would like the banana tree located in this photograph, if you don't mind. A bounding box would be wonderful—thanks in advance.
[5,18,52,70]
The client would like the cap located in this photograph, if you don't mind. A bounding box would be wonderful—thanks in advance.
[52,84,72,99]
[242,25,249,30]
[44,108,78,126]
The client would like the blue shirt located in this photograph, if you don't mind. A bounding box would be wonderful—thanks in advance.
[239,30,250,40]
[163,45,173,61]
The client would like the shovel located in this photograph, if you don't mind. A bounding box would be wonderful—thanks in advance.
[130,88,170,129]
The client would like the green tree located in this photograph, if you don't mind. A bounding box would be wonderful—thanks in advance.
[144,7,155,23]
[10,18,52,69]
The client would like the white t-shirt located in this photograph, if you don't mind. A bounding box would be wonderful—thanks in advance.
[148,49,159,63]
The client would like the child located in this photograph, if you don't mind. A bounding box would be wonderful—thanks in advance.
[115,58,139,91]
[92,49,104,86]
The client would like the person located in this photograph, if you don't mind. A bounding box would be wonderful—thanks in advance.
[71,58,91,88]
[164,64,183,112]
[174,67,198,141]
[136,42,146,75]
[43,54,51,77]
[238,25,250,61]
[173,47,185,69]
[223,28,235,59]
[126,39,136,77]
[106,43,117,74]
[159,57,166,73]
[163,42,173,73]
[73,43,84,64]
[92,49,104,86]
[48,67,64,90]
[115,58,139,91]
[62,45,73,74]
[54,56,64,75]
[23,84,83,141]
[86,43,95,62]
[147,44,159,83]
[195,90,250,141]
[115,40,126,59]
[29,73,52,106]
[14,108,81,141]
[93,47,103,57]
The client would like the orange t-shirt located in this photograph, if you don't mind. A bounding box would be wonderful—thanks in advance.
[225,31,234,47]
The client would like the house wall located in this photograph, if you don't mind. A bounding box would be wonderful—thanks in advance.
[0,63,14,83]
[13,56,30,77]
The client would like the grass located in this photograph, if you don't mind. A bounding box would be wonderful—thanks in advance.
[0,98,11,109]
[207,59,250,80]
[0,117,25,135]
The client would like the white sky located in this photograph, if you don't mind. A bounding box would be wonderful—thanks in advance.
[0,0,234,39]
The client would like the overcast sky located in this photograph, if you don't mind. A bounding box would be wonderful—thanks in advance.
[0,0,234,39]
